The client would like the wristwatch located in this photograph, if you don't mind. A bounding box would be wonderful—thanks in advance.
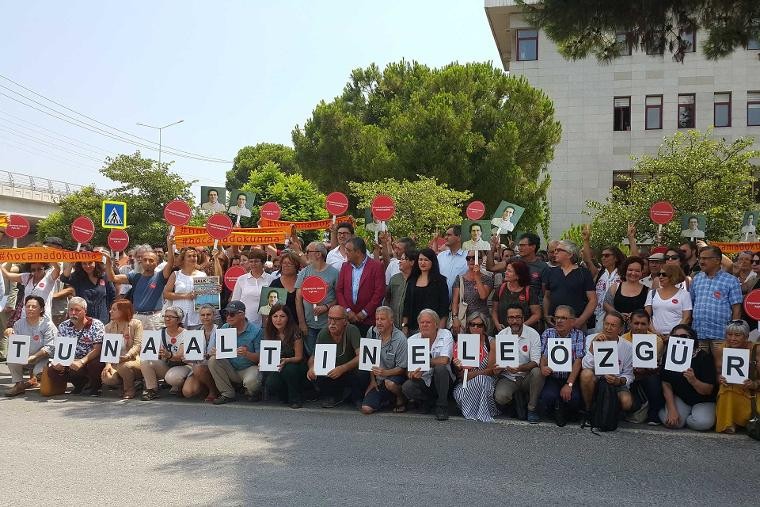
[566,381,574,388]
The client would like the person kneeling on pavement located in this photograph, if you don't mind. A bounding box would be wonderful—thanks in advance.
[622,309,665,425]
[307,305,369,408]
[360,306,408,414]
[209,300,263,405]
[4,296,57,397]
[401,309,454,421]
[41,297,105,396]
[493,304,544,423]
[579,311,634,421]
[139,306,191,401]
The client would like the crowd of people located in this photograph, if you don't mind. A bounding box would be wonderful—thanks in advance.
[1,221,758,435]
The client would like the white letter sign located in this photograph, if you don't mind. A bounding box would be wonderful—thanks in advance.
[593,340,619,375]
[215,328,238,359]
[53,335,78,366]
[458,333,481,368]
[140,330,161,361]
[7,334,30,365]
[183,330,205,362]
[722,347,750,385]
[359,338,381,371]
[632,334,658,369]
[494,331,519,368]
[664,336,693,373]
[406,338,430,372]
[259,340,282,372]
[100,333,123,363]
[547,337,572,372]
[313,343,337,376]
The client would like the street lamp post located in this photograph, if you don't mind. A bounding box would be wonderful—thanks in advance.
[136,119,184,169]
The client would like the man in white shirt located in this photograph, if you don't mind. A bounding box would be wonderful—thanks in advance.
[437,225,468,298]
[493,304,544,423]
[579,311,634,415]
[326,221,354,271]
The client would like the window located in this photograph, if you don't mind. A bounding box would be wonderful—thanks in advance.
[678,94,696,128]
[613,97,631,131]
[615,32,632,55]
[680,30,696,52]
[749,38,760,50]
[645,95,663,130]
[714,92,731,127]
[646,33,665,55]
[749,92,760,126]
[612,171,634,191]
[516,29,538,61]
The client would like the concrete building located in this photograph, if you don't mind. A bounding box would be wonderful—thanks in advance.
[485,0,760,239]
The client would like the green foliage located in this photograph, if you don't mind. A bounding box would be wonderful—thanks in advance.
[293,60,561,236]
[348,175,472,243]
[36,186,107,248]
[560,224,584,248]
[226,143,299,190]
[519,0,760,62]
[241,161,328,224]
[586,131,759,249]
[37,152,196,247]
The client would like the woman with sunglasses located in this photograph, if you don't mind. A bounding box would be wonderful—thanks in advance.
[139,306,190,401]
[1,259,61,321]
[715,320,760,434]
[60,251,115,324]
[645,263,692,336]
[401,248,449,335]
[451,250,493,335]
[603,256,648,326]
[659,324,716,430]
[451,312,498,422]
[663,248,692,291]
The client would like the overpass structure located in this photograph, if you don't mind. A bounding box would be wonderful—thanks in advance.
[0,170,88,246]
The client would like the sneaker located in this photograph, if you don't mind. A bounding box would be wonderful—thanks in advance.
[4,382,26,397]
[527,410,540,424]
[71,384,85,395]
[321,397,341,409]
[435,406,449,421]
[647,420,661,426]
[554,402,568,427]
[212,395,235,405]
[141,389,159,401]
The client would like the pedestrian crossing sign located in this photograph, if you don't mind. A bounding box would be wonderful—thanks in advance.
[102,200,127,229]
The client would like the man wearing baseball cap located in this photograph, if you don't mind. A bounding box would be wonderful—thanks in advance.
[208,300,263,404]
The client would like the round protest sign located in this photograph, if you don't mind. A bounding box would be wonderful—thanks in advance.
[71,216,95,244]
[371,194,395,221]
[163,199,192,226]
[649,201,675,225]
[5,215,30,239]
[224,265,247,291]
[744,289,760,321]
[466,200,486,220]
[206,213,233,240]
[325,192,349,216]
[260,201,282,220]
[301,275,328,304]
[107,229,130,252]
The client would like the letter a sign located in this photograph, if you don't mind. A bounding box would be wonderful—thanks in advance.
[102,200,127,229]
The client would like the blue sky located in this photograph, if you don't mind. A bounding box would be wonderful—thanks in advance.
[0,0,499,194]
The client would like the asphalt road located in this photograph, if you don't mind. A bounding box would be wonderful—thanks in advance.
[0,364,757,506]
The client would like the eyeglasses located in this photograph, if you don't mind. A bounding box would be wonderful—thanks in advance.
[306,250,321,254]
[327,316,346,322]
[752,259,760,265]
[469,321,485,328]
[553,315,570,321]
[164,315,179,320]
[657,272,668,277]
[465,256,476,262]
[337,231,352,236]
[226,311,241,317]
[554,248,569,254]
[665,255,680,260]
[728,319,745,325]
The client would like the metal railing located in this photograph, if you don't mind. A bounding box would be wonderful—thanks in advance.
[0,169,87,198]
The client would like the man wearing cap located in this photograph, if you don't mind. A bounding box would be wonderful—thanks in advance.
[641,250,665,288]
[208,300,263,404]
[107,235,175,330]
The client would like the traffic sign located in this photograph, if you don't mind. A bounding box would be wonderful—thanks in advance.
[163,200,192,226]
[5,215,30,239]
[649,201,675,225]
[260,202,282,220]
[224,265,247,291]
[102,200,127,229]
[371,195,395,221]
[325,192,349,216]
[466,201,486,220]
[107,229,130,252]
[71,216,95,244]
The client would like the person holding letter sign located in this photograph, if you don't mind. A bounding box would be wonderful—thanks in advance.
[659,324,717,430]
[715,320,760,433]
[263,304,307,409]
[580,312,634,415]
[100,300,143,399]
[492,305,543,423]
[3,296,57,397]
[621,310,665,424]
[208,301,263,405]
[538,305,586,426]
[451,312,499,423]
[180,304,220,402]
[139,307,192,401]
[360,306,408,414]
[306,306,368,409]
[41,297,105,397]
[401,309,455,421]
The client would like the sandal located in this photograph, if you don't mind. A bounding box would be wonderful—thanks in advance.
[122,390,135,400]
[723,426,736,434]
[141,389,159,401]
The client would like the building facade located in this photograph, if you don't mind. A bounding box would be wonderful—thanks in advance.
[485,0,760,239]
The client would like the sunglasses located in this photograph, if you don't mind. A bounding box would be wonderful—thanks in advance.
[752,259,760,265]
[465,256,476,262]
[665,255,680,260]
[657,272,668,277]
[469,321,485,328]
[554,248,569,254]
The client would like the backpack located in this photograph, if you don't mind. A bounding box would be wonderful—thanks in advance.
[585,377,619,432]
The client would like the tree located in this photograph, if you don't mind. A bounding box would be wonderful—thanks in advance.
[293,61,561,235]
[36,152,196,248]
[348,176,472,243]
[36,186,107,248]
[585,130,759,249]
[226,143,298,190]
[519,0,760,63]
[241,161,327,224]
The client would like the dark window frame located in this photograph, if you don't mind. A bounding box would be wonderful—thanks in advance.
[615,32,632,56]
[613,96,631,131]
[645,95,663,130]
[680,30,696,53]
[677,93,696,129]
[516,29,539,61]
[714,92,731,128]
[749,92,760,126]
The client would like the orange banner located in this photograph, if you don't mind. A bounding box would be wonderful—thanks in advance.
[0,247,103,263]
[175,225,292,237]
[175,232,289,248]
[259,215,353,231]
[710,241,760,255]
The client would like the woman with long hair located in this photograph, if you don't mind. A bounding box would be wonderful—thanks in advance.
[60,252,115,323]
[492,259,541,331]
[163,247,207,329]
[401,248,449,335]
[263,304,307,408]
